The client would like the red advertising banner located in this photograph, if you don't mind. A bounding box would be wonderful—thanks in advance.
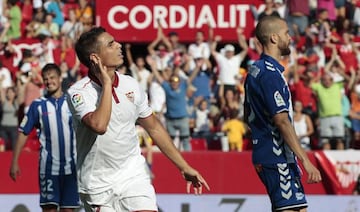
[315,150,360,194]
[95,0,264,43]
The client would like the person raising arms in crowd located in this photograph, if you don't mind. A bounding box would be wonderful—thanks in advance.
[67,27,209,212]
[244,16,321,212]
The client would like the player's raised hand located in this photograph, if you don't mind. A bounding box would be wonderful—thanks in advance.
[91,55,110,86]
[182,167,210,195]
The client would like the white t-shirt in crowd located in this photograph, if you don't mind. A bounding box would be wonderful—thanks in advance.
[0,67,13,89]
[129,63,151,92]
[215,53,243,85]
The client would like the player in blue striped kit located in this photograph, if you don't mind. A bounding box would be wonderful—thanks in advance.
[244,16,322,212]
[10,63,79,212]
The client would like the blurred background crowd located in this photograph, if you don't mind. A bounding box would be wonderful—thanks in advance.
[1,0,360,153]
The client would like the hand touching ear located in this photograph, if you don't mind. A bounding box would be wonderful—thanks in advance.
[91,55,111,86]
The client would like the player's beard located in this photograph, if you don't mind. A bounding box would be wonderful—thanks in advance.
[279,39,291,56]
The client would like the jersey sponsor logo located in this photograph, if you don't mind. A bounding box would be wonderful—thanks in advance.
[274,91,285,107]
[71,93,84,108]
[20,115,28,128]
[125,91,135,103]
[249,65,260,77]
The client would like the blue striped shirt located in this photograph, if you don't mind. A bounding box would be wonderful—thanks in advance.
[19,94,76,175]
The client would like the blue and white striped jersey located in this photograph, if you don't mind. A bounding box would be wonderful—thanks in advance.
[244,53,296,164]
[19,94,76,175]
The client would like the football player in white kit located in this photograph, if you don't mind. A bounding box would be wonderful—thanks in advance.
[67,27,210,212]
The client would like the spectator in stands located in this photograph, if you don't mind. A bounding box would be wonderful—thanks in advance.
[342,88,352,149]
[59,60,80,92]
[3,0,21,41]
[310,8,333,46]
[335,0,346,18]
[43,0,64,28]
[21,0,33,32]
[147,20,173,72]
[218,82,241,121]
[59,35,78,69]
[258,0,281,21]
[147,72,167,126]
[221,110,246,152]
[61,8,83,41]
[147,56,193,151]
[35,31,58,67]
[311,72,346,150]
[211,27,248,94]
[291,57,318,121]
[317,0,337,22]
[0,60,13,89]
[36,13,60,39]
[10,63,80,212]
[18,49,43,114]
[0,86,19,150]
[325,46,347,82]
[192,99,212,144]
[338,31,358,74]
[166,31,187,57]
[75,0,93,31]
[136,125,155,180]
[286,0,310,36]
[350,83,360,149]
[32,0,44,20]
[183,51,213,114]
[125,43,151,93]
[0,40,18,80]
[293,101,314,150]
[274,0,286,19]
[187,23,212,71]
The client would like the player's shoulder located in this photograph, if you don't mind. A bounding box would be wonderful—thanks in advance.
[67,77,92,93]
[118,73,141,88]
[255,58,278,71]
[27,97,47,112]
[119,73,136,82]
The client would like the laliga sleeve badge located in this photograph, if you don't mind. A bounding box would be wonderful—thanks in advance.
[274,90,285,107]
[71,93,84,108]
[20,115,28,128]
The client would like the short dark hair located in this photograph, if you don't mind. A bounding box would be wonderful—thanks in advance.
[75,27,106,68]
[42,63,61,77]
[255,16,284,46]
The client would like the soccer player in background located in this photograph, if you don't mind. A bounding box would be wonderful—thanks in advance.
[244,16,322,212]
[10,63,79,212]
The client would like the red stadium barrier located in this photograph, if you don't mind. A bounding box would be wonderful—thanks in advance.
[0,150,337,194]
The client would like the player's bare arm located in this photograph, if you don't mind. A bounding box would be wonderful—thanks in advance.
[9,133,28,181]
[137,115,210,194]
[82,57,113,134]
[273,112,322,183]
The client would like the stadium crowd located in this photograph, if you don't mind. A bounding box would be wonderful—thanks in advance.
[1,0,360,152]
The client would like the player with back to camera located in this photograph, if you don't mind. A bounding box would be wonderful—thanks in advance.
[244,16,322,212]
[66,27,210,212]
